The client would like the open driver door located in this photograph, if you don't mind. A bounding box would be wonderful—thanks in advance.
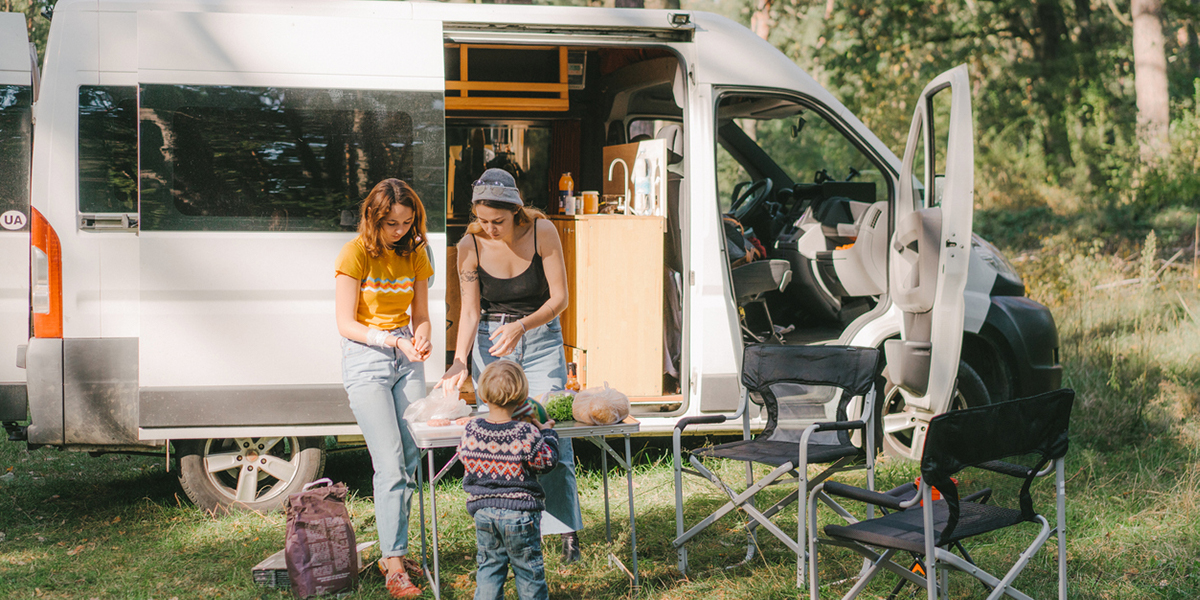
[883,65,975,460]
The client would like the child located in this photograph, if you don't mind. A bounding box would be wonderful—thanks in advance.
[458,360,559,600]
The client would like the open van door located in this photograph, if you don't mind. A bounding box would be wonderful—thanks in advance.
[0,13,33,425]
[882,65,974,460]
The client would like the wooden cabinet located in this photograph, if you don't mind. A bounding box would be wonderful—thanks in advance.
[551,215,665,397]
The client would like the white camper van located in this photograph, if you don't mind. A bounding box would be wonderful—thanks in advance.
[5,0,1061,513]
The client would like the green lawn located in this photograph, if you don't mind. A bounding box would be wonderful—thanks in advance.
[0,243,1198,599]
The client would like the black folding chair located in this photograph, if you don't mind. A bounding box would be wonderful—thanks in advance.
[672,343,883,587]
[807,389,1074,600]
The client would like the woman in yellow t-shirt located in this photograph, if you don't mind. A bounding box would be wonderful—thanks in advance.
[334,179,431,598]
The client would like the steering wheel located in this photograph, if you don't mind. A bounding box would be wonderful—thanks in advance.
[729,178,774,222]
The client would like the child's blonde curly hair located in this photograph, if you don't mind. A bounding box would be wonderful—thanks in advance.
[476,360,528,408]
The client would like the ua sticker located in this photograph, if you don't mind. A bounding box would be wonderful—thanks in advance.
[0,210,27,231]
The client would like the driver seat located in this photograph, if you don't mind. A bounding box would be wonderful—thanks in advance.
[732,259,792,343]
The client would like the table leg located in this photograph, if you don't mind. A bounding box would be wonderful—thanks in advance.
[625,434,639,589]
[602,439,611,547]
[417,451,434,591]
[428,449,441,600]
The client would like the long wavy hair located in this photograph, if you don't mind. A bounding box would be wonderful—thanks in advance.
[357,179,427,258]
[465,200,547,236]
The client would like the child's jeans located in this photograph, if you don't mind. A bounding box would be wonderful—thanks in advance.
[472,507,548,600]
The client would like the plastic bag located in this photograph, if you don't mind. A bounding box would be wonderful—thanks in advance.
[285,478,358,598]
[571,382,629,426]
[403,393,471,423]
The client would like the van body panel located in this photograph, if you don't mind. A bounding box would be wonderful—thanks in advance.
[135,10,441,87]
[62,337,152,446]
[34,10,104,339]
[25,338,63,445]
[0,12,32,407]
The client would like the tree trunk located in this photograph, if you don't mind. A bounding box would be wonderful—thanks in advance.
[750,0,774,40]
[1132,0,1170,164]
[1033,0,1073,168]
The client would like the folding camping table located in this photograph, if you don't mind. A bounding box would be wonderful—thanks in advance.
[410,416,641,599]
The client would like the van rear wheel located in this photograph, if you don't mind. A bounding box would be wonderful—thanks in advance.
[881,360,989,460]
[176,437,325,514]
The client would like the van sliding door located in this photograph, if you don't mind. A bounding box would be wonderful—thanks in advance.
[134,11,446,433]
[0,13,33,422]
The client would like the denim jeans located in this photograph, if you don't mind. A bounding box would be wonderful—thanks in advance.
[342,328,424,558]
[472,507,547,600]
[471,316,584,532]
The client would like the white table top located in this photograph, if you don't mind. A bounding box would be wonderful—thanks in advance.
[410,415,640,449]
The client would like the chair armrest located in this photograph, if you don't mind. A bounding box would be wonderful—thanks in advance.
[823,481,905,511]
[674,415,727,432]
[813,420,866,432]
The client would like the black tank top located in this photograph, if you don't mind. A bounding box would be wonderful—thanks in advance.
[474,221,551,317]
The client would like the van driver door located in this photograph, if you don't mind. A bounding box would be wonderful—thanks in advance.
[882,65,975,460]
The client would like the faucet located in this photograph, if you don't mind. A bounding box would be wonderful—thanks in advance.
[607,158,629,214]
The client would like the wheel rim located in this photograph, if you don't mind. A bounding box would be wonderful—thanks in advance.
[882,387,967,460]
[201,437,304,505]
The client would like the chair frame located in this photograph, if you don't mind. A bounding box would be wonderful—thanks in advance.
[806,389,1074,600]
[672,344,883,587]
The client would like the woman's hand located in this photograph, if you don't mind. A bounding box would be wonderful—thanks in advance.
[488,321,525,357]
[435,359,469,394]
[536,419,556,431]
[394,336,426,362]
[411,333,432,361]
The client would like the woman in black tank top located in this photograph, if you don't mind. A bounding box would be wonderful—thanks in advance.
[437,168,584,561]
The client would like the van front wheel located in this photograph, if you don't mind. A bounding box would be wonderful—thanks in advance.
[176,437,326,514]
[880,360,989,460]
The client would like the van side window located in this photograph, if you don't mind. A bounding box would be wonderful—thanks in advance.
[139,85,445,232]
[0,85,32,220]
[79,86,138,214]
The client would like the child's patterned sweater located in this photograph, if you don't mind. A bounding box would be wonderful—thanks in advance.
[458,418,560,516]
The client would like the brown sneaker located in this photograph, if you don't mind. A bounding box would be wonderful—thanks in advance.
[379,559,422,599]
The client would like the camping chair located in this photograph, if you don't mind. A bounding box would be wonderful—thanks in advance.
[672,343,883,587]
[806,388,1074,600]
[732,259,792,343]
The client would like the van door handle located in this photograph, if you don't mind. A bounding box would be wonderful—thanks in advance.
[79,213,138,231]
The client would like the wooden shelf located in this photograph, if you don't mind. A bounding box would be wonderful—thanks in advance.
[445,44,569,112]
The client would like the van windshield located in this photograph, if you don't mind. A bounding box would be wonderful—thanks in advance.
[715,94,888,213]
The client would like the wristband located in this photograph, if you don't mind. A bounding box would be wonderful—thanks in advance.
[518,320,527,333]
[366,328,397,348]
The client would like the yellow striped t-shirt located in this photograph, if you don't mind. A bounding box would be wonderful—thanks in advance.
[335,237,433,330]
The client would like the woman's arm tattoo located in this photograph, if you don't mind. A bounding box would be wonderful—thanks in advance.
[460,269,478,283]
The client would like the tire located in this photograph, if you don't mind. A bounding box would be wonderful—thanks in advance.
[881,360,989,460]
[176,436,326,514]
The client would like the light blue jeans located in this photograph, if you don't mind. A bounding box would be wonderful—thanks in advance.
[342,327,424,558]
[471,315,584,532]
[473,507,547,600]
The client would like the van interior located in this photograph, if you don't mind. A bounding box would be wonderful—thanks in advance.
[713,93,894,347]
[441,43,687,414]
[443,43,896,415]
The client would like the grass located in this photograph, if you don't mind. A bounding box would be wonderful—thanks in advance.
[1,237,1199,599]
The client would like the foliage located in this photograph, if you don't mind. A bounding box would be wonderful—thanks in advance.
[545,392,575,422]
